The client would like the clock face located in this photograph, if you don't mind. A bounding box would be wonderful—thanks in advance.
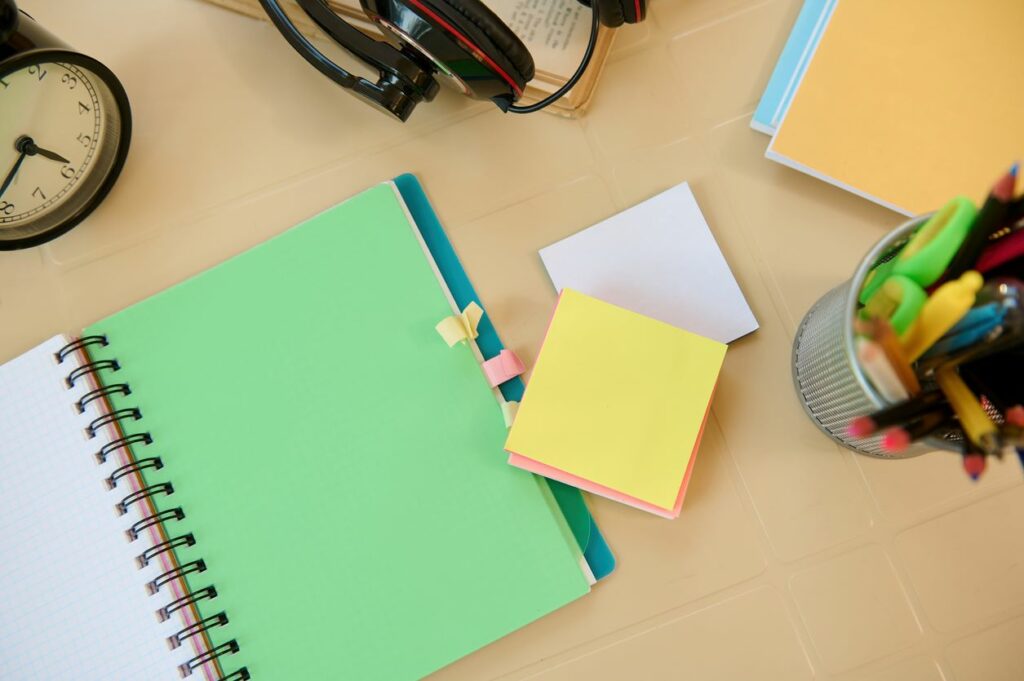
[0,61,105,228]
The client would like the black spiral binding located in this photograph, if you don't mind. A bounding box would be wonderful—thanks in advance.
[147,559,206,595]
[65,358,120,388]
[96,432,153,464]
[169,611,228,649]
[126,507,184,542]
[76,383,131,413]
[86,407,142,438]
[106,457,163,490]
[54,334,108,363]
[57,337,247,681]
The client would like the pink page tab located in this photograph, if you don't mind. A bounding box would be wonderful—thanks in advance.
[482,349,526,388]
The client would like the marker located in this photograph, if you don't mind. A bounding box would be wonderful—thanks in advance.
[901,271,983,361]
[944,165,1018,279]
[847,390,947,437]
[935,366,1000,455]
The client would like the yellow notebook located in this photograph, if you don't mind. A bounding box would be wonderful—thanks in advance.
[505,289,726,519]
[767,0,1024,216]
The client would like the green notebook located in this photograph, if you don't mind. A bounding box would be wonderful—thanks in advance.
[85,183,590,679]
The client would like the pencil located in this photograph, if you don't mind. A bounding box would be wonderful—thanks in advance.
[880,408,953,453]
[856,317,920,395]
[847,390,946,437]
[944,165,1018,279]
[857,338,910,402]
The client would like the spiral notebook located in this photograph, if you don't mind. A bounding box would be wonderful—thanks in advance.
[0,181,594,680]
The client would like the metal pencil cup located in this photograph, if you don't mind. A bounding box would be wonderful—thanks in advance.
[792,215,959,458]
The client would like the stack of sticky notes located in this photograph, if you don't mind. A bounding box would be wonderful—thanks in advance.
[505,289,727,519]
[756,0,1024,216]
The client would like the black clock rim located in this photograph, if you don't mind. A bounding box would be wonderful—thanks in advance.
[0,49,132,251]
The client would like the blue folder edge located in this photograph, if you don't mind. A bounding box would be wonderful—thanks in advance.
[751,0,837,135]
[394,173,616,581]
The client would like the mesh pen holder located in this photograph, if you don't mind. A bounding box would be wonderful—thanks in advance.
[792,214,960,458]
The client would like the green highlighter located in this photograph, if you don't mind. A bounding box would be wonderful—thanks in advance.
[859,196,977,304]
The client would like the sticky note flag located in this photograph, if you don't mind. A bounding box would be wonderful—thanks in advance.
[501,400,519,428]
[436,301,484,347]
[483,349,526,387]
[506,289,726,518]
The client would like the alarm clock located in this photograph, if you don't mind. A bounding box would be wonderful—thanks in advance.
[0,0,131,250]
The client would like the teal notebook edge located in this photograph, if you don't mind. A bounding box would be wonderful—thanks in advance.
[751,0,837,135]
[393,173,617,581]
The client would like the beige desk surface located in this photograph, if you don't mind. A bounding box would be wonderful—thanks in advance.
[9,1,1024,679]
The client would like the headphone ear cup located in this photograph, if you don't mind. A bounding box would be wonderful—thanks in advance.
[362,0,534,101]
[591,0,646,27]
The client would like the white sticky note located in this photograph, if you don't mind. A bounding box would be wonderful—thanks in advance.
[539,183,758,344]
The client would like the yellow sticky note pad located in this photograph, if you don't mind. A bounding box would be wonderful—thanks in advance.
[505,289,727,518]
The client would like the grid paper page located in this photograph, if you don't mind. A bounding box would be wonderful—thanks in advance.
[0,336,193,680]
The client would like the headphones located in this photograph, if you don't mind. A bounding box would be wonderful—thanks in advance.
[258,0,647,121]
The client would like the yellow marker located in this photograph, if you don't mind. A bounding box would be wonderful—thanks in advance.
[435,302,485,347]
[935,366,999,455]
[901,271,983,362]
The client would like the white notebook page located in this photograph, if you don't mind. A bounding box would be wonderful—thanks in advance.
[0,336,197,681]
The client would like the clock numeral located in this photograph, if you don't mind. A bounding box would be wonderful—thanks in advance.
[76,133,92,147]
[32,187,47,201]
[60,165,76,179]
[0,201,14,215]
[61,74,78,90]
[26,65,47,81]
[78,101,91,115]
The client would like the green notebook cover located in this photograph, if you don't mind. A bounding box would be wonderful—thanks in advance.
[86,183,590,679]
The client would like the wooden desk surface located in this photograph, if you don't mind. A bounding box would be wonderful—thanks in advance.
[8,1,1024,679]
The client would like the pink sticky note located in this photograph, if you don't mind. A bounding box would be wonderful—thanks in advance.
[482,350,525,388]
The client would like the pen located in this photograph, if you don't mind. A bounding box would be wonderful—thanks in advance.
[902,271,983,361]
[976,228,1024,274]
[846,390,947,437]
[935,366,1000,455]
[944,165,1018,279]
[962,442,987,481]
[920,302,1006,360]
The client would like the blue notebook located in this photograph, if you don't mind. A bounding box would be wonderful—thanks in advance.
[394,173,617,581]
[751,0,837,135]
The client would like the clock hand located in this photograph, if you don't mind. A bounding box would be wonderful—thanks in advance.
[16,136,70,164]
[0,149,28,200]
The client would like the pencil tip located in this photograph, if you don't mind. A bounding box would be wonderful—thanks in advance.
[995,168,1017,200]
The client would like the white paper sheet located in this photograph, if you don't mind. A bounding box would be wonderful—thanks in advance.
[539,183,759,344]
